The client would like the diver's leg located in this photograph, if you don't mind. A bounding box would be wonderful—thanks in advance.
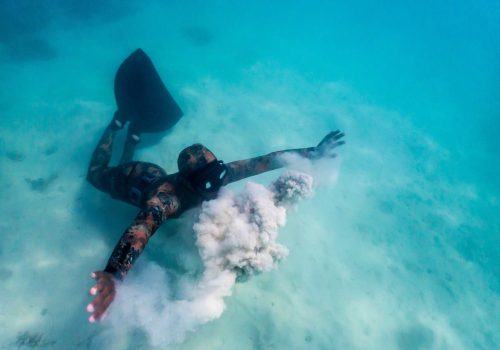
[119,124,141,164]
[86,115,123,192]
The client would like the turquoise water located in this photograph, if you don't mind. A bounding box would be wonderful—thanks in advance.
[0,1,499,349]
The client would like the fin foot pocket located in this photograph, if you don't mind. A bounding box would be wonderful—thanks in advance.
[114,48,183,134]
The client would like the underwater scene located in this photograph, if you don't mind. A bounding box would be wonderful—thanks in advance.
[0,1,498,349]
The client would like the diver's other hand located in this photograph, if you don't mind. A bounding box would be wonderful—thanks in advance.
[87,271,117,323]
[314,130,345,159]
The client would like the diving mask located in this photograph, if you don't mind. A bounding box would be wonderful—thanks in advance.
[187,160,228,194]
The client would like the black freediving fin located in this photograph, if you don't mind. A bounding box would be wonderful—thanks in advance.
[114,48,183,134]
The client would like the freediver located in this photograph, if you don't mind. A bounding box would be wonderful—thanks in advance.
[86,49,345,322]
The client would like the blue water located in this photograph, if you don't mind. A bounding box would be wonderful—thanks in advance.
[0,1,499,349]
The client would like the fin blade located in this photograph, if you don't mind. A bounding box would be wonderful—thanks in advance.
[114,48,183,133]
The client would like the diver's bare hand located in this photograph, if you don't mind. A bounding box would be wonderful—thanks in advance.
[314,130,345,158]
[87,271,117,323]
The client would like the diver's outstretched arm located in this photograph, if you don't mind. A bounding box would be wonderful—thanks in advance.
[225,130,345,184]
[87,189,180,322]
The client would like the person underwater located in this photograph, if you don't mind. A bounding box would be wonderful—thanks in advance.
[86,49,345,322]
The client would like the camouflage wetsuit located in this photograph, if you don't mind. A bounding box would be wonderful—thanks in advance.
[87,121,319,280]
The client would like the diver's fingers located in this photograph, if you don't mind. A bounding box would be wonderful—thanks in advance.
[319,130,342,146]
[86,303,95,313]
[324,130,339,140]
[89,291,106,309]
[332,132,345,141]
[92,271,108,280]
[89,284,100,295]
[91,280,114,300]
[89,281,108,295]
[89,285,109,298]
[87,293,108,321]
[92,293,115,321]
[90,271,116,293]
[322,137,345,152]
